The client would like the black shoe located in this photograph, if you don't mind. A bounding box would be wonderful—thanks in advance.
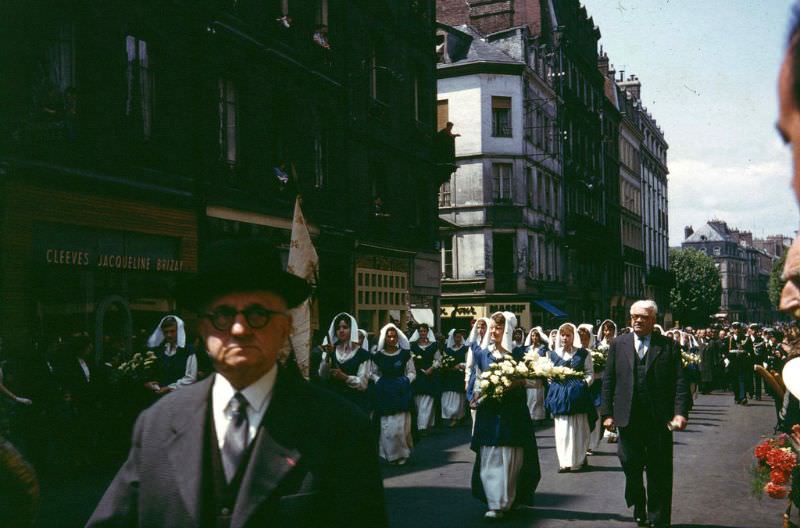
[634,505,647,527]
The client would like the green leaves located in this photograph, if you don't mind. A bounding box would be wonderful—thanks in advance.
[669,248,722,326]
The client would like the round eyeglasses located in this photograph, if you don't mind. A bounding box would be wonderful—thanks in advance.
[202,305,287,331]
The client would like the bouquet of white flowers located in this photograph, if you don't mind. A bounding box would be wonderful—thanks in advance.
[117,351,158,382]
[523,351,554,380]
[681,351,700,368]
[439,354,459,370]
[476,352,529,404]
[547,365,586,383]
[591,349,607,371]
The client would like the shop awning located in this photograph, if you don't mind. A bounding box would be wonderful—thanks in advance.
[410,308,435,326]
[533,300,567,318]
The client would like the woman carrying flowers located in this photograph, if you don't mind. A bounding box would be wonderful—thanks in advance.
[468,312,541,520]
[596,320,618,444]
[545,322,596,472]
[523,327,549,423]
[410,323,441,435]
[441,329,468,427]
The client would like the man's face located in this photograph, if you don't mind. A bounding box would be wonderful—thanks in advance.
[630,307,655,336]
[778,49,800,204]
[201,291,290,378]
[162,324,178,345]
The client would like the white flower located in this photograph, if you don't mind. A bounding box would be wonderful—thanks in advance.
[516,363,529,374]
[481,371,491,379]
[491,351,503,359]
[480,380,490,389]
[490,375,500,384]
[502,376,511,387]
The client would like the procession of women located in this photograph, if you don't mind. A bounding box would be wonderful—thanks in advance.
[310,306,778,522]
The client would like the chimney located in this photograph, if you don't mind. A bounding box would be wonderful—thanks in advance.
[619,74,641,101]
[598,47,610,77]
[684,226,694,240]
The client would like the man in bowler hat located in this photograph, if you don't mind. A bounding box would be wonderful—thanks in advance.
[88,238,387,527]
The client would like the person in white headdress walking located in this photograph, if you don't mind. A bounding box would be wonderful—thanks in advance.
[545,323,595,472]
[410,323,440,435]
[371,323,416,465]
[144,315,196,395]
[466,317,491,430]
[468,311,540,519]
[594,320,618,446]
[523,327,549,423]
[319,312,374,415]
[441,329,468,426]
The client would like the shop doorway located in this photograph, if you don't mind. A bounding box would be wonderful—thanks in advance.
[95,295,132,366]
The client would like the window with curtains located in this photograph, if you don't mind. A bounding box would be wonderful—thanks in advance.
[491,96,512,137]
[125,35,154,139]
[492,163,512,203]
[441,237,453,278]
[217,78,237,165]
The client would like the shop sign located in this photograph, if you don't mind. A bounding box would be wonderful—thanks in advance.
[440,305,486,318]
[34,223,187,273]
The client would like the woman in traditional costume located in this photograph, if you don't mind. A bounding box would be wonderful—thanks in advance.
[371,323,415,465]
[318,313,373,414]
[466,317,491,428]
[595,320,618,445]
[441,329,468,426]
[545,323,595,472]
[548,329,559,351]
[410,323,440,434]
[469,312,540,519]
[523,327,549,423]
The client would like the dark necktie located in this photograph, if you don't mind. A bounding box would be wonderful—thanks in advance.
[222,392,249,482]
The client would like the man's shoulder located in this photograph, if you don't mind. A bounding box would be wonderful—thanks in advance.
[139,376,212,423]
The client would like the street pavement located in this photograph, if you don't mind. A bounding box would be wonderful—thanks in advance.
[382,392,788,528]
[33,390,787,527]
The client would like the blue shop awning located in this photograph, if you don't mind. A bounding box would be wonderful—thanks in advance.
[533,300,567,318]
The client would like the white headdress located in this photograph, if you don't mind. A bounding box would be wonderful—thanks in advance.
[327,312,359,346]
[409,325,437,343]
[556,323,582,353]
[147,315,186,348]
[358,329,369,352]
[577,323,595,349]
[482,311,517,351]
[377,323,410,352]
[596,319,617,345]
[653,324,666,335]
[524,326,550,347]
[445,328,457,349]
[467,317,491,347]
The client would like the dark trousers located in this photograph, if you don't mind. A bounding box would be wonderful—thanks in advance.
[751,370,762,399]
[618,409,673,527]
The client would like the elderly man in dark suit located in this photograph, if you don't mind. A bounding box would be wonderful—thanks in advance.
[87,239,387,528]
[600,300,690,528]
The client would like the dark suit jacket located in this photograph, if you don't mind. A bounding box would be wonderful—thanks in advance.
[600,332,690,428]
[87,362,387,528]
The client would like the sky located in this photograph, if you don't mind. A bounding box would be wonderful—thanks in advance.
[581,0,799,246]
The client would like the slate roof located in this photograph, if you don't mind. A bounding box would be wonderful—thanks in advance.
[684,222,735,243]
[442,25,522,66]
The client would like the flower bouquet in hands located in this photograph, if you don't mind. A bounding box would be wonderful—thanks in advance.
[439,354,460,370]
[116,351,158,383]
[523,351,554,380]
[476,354,529,404]
[548,365,586,383]
[591,349,607,371]
[681,351,700,368]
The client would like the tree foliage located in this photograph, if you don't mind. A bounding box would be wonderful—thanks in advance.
[669,248,722,327]
[768,252,787,308]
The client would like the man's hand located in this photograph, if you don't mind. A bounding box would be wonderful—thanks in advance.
[603,417,615,432]
[670,415,688,431]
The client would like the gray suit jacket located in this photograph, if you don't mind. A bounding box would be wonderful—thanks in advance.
[600,332,690,428]
[87,363,387,527]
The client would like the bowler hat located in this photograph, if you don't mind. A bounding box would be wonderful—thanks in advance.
[177,238,311,310]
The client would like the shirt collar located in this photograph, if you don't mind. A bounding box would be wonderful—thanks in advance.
[212,365,278,415]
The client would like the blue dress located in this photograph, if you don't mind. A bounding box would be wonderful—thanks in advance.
[468,346,541,507]
[411,341,440,397]
[371,349,413,417]
[544,348,596,420]
[324,348,372,413]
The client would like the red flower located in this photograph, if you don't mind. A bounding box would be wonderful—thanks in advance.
[755,441,773,462]
[771,469,791,486]
[767,449,798,473]
[765,482,789,499]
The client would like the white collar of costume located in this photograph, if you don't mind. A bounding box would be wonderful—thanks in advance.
[596,319,617,345]
[377,323,410,352]
[556,322,582,354]
[147,315,186,349]
[327,312,359,347]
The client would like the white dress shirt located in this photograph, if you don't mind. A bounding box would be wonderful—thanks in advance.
[212,366,277,450]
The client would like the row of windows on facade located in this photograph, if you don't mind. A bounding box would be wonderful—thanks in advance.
[356,271,407,290]
[438,163,559,215]
[440,235,562,282]
[560,55,602,114]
